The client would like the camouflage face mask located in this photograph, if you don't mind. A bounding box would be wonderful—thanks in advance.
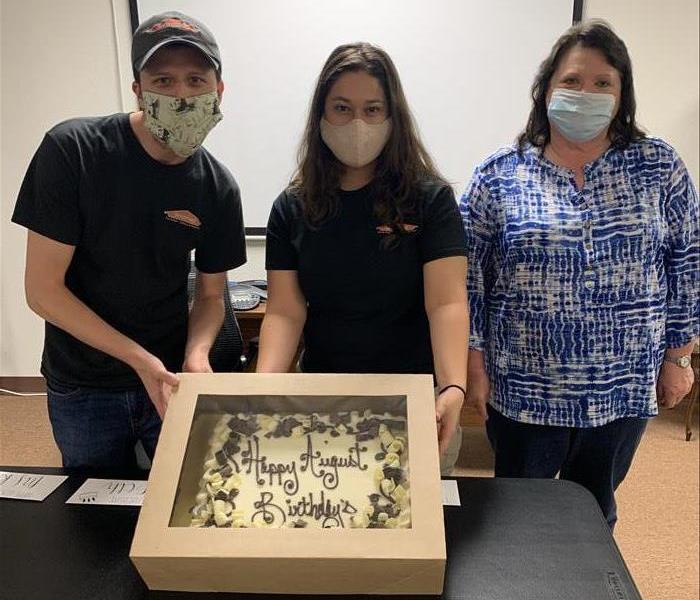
[141,89,223,158]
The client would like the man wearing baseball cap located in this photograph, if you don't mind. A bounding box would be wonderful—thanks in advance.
[11,12,246,468]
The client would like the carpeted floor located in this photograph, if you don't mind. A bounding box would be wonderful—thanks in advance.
[1,394,698,599]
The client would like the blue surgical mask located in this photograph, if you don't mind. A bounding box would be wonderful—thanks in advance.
[547,89,615,142]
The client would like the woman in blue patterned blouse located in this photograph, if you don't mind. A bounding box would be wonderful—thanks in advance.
[460,20,698,529]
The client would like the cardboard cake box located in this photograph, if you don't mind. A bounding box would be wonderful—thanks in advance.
[130,373,445,595]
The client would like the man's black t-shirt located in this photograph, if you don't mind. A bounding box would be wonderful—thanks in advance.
[265,181,467,374]
[12,113,246,388]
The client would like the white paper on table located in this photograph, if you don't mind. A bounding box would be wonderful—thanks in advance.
[441,479,461,506]
[0,471,68,501]
[65,478,147,506]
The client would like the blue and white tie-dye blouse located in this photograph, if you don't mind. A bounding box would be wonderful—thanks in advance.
[460,138,699,428]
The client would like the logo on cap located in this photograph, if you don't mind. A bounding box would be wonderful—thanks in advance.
[146,17,200,34]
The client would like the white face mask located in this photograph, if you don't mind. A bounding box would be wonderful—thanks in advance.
[320,117,392,168]
[141,89,223,157]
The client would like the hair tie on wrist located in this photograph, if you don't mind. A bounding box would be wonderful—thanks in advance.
[439,384,466,399]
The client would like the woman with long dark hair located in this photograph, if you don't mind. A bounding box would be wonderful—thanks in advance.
[461,20,698,528]
[257,43,469,470]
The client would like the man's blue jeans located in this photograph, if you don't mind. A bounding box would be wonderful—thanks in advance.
[46,382,161,469]
[485,404,648,530]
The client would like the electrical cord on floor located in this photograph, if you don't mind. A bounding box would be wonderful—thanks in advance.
[0,388,46,397]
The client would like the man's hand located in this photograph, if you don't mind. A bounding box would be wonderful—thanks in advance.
[657,361,694,409]
[436,387,464,456]
[132,353,179,418]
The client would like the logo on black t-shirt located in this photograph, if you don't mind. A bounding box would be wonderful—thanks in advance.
[164,210,201,229]
[376,223,419,235]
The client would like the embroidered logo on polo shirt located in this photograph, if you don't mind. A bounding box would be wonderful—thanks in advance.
[164,210,201,229]
[376,223,419,235]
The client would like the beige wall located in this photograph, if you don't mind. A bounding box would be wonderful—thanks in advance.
[1,0,698,375]
[584,0,700,181]
[0,0,131,374]
[0,8,3,365]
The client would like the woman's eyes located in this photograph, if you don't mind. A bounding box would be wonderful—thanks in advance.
[560,76,613,88]
[332,103,385,116]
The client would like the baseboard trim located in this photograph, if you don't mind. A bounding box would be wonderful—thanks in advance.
[0,377,46,393]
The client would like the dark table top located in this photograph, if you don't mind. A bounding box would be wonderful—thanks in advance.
[0,467,641,600]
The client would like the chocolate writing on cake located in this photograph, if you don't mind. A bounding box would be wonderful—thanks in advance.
[189,410,410,529]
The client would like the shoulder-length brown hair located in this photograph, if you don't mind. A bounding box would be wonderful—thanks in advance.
[292,42,444,228]
[518,20,645,152]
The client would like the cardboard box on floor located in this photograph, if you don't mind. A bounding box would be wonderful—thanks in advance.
[130,373,445,595]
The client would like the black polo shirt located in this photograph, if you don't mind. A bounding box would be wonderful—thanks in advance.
[265,180,467,374]
[12,113,246,388]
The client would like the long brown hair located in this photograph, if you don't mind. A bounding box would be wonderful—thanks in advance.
[292,42,444,229]
[518,20,645,151]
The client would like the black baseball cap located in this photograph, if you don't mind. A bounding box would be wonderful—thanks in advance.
[131,11,221,75]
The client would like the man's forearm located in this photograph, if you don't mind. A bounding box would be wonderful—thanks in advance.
[185,296,225,359]
[27,283,148,370]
